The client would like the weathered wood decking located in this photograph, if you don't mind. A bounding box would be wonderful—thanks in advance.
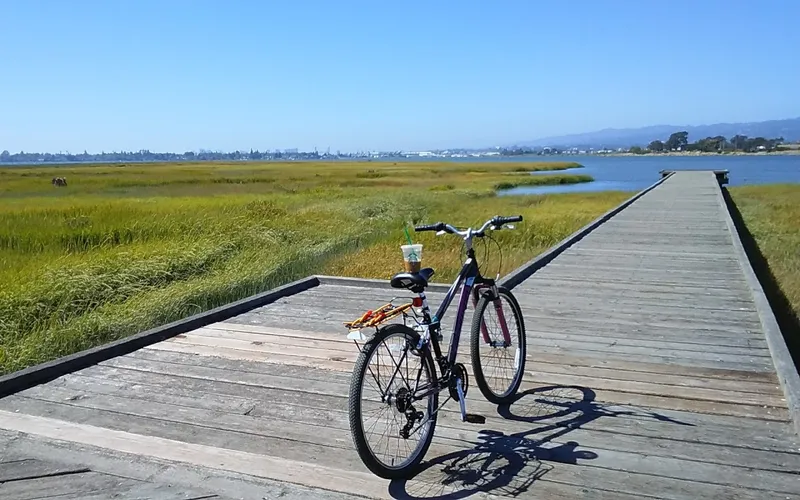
[1,171,799,499]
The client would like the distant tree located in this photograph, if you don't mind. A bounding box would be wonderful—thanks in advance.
[665,131,689,151]
[730,135,748,151]
[690,135,728,152]
[647,140,665,152]
[0,150,10,161]
[628,146,646,154]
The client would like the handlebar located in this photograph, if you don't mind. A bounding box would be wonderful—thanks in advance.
[414,215,522,238]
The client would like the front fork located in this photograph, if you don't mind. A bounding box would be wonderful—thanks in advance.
[472,284,513,345]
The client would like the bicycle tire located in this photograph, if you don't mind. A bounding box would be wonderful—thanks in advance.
[470,286,526,405]
[348,323,439,479]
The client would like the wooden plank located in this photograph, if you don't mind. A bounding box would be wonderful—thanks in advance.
[6,385,799,497]
[16,383,797,480]
[0,458,88,483]
[286,285,754,320]
[0,471,137,500]
[72,483,219,500]
[169,332,358,361]
[518,278,755,302]
[558,247,738,259]
[529,293,757,315]
[1,404,798,497]
[202,324,780,394]
[513,314,765,343]
[234,308,771,359]
[134,336,780,386]
[530,272,747,290]
[145,341,355,372]
[222,313,772,371]
[514,297,762,323]
[0,406,650,500]
[105,350,791,421]
[0,409,395,500]
[530,350,777,382]
[512,311,764,340]
[520,346,773,375]
[213,318,769,354]
[207,321,770,362]
[545,259,744,275]
[312,282,759,313]
[259,295,766,334]
[287,290,765,330]
[50,365,800,455]
[525,326,767,350]
[156,332,779,404]
[0,418,708,500]
[114,348,791,439]
[174,329,783,407]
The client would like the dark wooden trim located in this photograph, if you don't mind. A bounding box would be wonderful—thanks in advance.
[716,182,800,435]
[0,276,320,399]
[498,172,675,290]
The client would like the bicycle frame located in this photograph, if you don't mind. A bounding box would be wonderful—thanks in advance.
[412,246,513,381]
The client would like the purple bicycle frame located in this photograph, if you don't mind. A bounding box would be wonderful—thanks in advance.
[431,258,513,364]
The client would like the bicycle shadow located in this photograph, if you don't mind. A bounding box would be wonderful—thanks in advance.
[388,384,693,499]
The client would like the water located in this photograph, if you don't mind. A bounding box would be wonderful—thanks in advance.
[4,153,798,195]
[497,154,800,195]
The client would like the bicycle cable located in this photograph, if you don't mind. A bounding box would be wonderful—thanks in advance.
[486,232,503,279]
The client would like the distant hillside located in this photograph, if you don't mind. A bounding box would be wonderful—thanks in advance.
[517,118,800,149]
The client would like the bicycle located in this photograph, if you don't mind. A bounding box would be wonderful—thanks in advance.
[344,215,528,479]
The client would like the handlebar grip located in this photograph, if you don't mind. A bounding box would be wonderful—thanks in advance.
[495,215,523,225]
[414,222,444,232]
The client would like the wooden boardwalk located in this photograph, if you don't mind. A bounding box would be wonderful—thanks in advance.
[1,170,799,499]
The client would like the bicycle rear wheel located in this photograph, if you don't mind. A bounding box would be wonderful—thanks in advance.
[348,323,439,479]
[470,286,526,405]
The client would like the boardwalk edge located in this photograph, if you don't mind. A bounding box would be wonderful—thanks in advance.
[0,276,321,398]
[498,172,675,290]
[715,182,800,435]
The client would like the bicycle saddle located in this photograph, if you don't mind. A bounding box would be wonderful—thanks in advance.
[390,267,435,293]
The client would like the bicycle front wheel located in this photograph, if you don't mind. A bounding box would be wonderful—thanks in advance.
[470,286,526,405]
[348,323,439,479]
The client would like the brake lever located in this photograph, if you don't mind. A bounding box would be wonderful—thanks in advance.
[436,230,447,236]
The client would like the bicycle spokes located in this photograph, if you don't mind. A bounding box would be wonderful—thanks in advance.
[356,331,436,472]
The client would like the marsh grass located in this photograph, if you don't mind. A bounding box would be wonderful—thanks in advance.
[493,174,594,190]
[0,160,628,373]
[729,184,800,316]
[728,184,800,360]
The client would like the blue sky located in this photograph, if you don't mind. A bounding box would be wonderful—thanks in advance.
[2,0,798,153]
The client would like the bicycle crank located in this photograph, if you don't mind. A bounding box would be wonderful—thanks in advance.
[448,363,486,424]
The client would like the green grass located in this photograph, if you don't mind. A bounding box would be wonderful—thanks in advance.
[493,173,594,191]
[728,184,800,335]
[0,160,630,374]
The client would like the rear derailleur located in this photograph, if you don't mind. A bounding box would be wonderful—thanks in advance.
[395,387,424,439]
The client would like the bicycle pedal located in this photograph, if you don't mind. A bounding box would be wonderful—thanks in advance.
[464,413,486,424]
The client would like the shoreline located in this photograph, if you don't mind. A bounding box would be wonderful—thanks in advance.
[600,149,800,157]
